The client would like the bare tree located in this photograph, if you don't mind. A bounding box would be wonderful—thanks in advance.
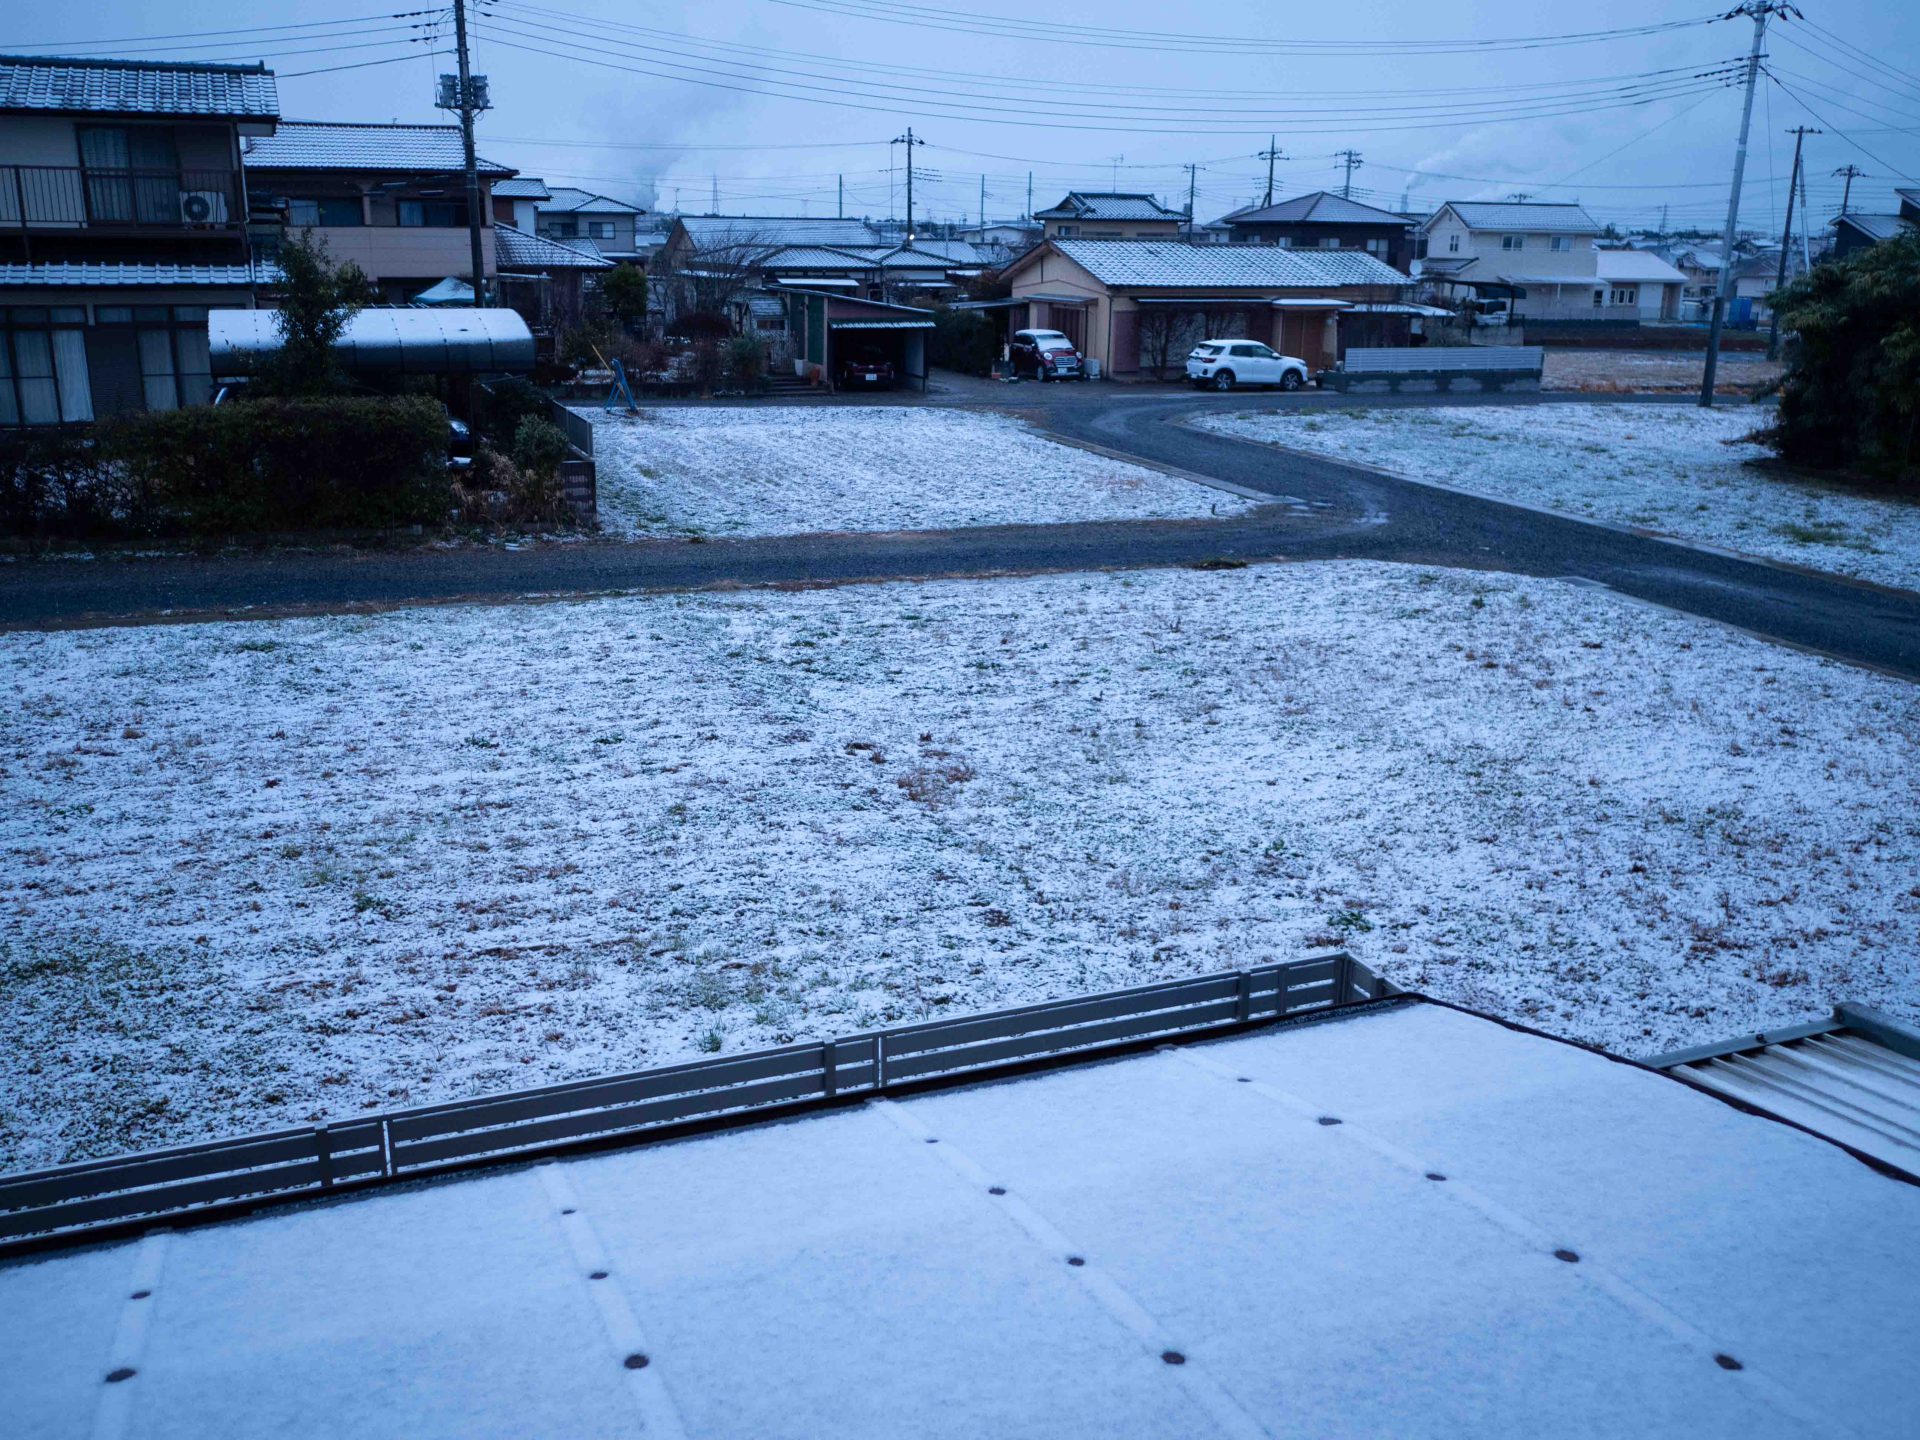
[668,226,780,333]
[1134,307,1204,380]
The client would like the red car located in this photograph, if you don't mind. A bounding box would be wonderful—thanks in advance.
[837,348,896,390]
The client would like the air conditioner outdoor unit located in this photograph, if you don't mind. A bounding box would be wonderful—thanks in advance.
[179,190,230,225]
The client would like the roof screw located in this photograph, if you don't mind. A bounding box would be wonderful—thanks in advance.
[924,1137,939,1144]
[130,1290,152,1300]
[623,1353,650,1370]
[1067,1256,1085,1267]
[988,1186,1006,1195]
[1316,1116,1342,1126]
[561,1208,576,1215]
[1236,1077,1251,1083]
[1161,1350,1186,1366]
[1715,1354,1744,1371]
[1424,1173,1446,1182]
[1553,1249,1580,1264]
[105,1368,137,1384]
[590,1270,609,1280]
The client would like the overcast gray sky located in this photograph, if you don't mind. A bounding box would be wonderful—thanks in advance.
[14,0,1918,232]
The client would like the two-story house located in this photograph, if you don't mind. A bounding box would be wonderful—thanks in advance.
[490,177,550,232]
[1415,201,1611,321]
[242,121,514,305]
[534,188,648,264]
[1032,192,1187,240]
[1209,192,1415,271]
[1,54,277,425]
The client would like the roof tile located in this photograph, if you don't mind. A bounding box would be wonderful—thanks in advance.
[0,54,278,119]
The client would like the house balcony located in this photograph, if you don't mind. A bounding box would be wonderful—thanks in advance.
[0,167,246,235]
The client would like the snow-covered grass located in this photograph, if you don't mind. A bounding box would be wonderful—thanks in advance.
[583,405,1246,538]
[1198,403,1920,592]
[4,563,1918,1170]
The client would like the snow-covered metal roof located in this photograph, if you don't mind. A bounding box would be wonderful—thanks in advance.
[1833,212,1912,241]
[1034,191,1186,222]
[1221,191,1412,227]
[1594,250,1687,283]
[678,215,879,250]
[540,187,646,216]
[759,246,873,270]
[243,122,513,176]
[829,317,935,330]
[492,177,552,200]
[0,54,279,119]
[210,307,534,376]
[495,223,614,271]
[1654,1003,1920,1180]
[1436,202,1603,234]
[0,260,275,288]
[1043,239,1407,289]
[4,997,1916,1438]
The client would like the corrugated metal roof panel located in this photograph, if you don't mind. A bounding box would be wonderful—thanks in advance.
[0,54,279,118]
[1663,1016,1920,1180]
[492,178,552,200]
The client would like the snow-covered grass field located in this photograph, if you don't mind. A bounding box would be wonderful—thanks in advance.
[1198,403,1920,592]
[582,405,1246,538]
[5,564,1917,1170]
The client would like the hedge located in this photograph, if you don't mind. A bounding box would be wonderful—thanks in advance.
[2,395,452,541]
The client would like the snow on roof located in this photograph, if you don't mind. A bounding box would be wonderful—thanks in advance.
[1834,213,1912,241]
[494,223,614,270]
[678,215,879,249]
[243,122,513,176]
[1594,250,1687,283]
[492,177,552,200]
[1034,190,1187,222]
[1435,201,1603,234]
[0,53,279,119]
[540,187,646,216]
[8,999,1913,1437]
[1042,239,1407,289]
[1221,191,1412,227]
[0,260,277,288]
[757,245,874,270]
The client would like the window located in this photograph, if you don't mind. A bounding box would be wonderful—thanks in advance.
[1319,237,1342,249]
[1056,224,1077,237]
[398,199,467,227]
[77,125,180,224]
[1447,233,1460,253]
[90,305,213,414]
[547,218,578,237]
[0,307,92,426]
[286,197,363,227]
[588,219,616,241]
[1501,235,1525,251]
[1365,237,1388,254]
[1550,236,1571,252]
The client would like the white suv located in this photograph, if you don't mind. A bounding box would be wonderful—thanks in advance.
[1186,339,1309,392]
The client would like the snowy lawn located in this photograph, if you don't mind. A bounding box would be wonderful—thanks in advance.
[4,563,1918,1170]
[582,405,1246,538]
[1198,403,1920,592]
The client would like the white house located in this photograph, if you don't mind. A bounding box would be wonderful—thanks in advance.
[1593,249,1687,320]
[1416,201,1624,321]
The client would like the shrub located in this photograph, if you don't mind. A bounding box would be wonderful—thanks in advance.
[1765,229,1920,483]
[725,334,766,385]
[94,396,451,535]
[0,430,132,544]
[478,376,549,448]
[601,265,649,327]
[929,308,1000,376]
[687,339,725,393]
[510,415,571,478]
[254,230,374,398]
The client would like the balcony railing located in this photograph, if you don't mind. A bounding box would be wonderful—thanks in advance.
[0,166,244,232]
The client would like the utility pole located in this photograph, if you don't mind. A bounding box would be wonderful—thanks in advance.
[1186,162,1198,242]
[1259,136,1283,208]
[1702,2,1793,408]
[1335,149,1363,200]
[979,173,986,230]
[1769,125,1818,359]
[891,127,925,244]
[710,175,718,214]
[439,0,488,306]
[1026,171,1032,222]
[1833,163,1864,214]
[1505,191,1535,204]
[1658,203,1670,241]
[837,174,843,219]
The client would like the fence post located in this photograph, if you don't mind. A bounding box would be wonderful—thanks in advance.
[872,1033,887,1091]
[380,1119,395,1177]
[822,1040,837,1098]
[1235,970,1252,1024]
[1334,953,1355,1006]
[315,1125,335,1190]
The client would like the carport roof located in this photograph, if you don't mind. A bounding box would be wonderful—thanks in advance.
[4,999,1916,1437]
[828,317,934,329]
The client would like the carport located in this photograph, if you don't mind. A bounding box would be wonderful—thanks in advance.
[786,290,934,393]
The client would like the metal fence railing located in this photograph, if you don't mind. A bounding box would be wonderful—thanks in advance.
[0,166,245,230]
[0,954,1388,1252]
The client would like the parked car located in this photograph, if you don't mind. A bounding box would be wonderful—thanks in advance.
[1470,298,1513,328]
[836,346,896,390]
[1185,340,1308,392]
[1009,328,1086,381]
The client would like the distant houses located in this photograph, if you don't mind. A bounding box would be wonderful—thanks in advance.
[1210,192,1416,272]
[1032,192,1188,241]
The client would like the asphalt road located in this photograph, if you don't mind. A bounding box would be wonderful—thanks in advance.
[4,386,1917,680]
